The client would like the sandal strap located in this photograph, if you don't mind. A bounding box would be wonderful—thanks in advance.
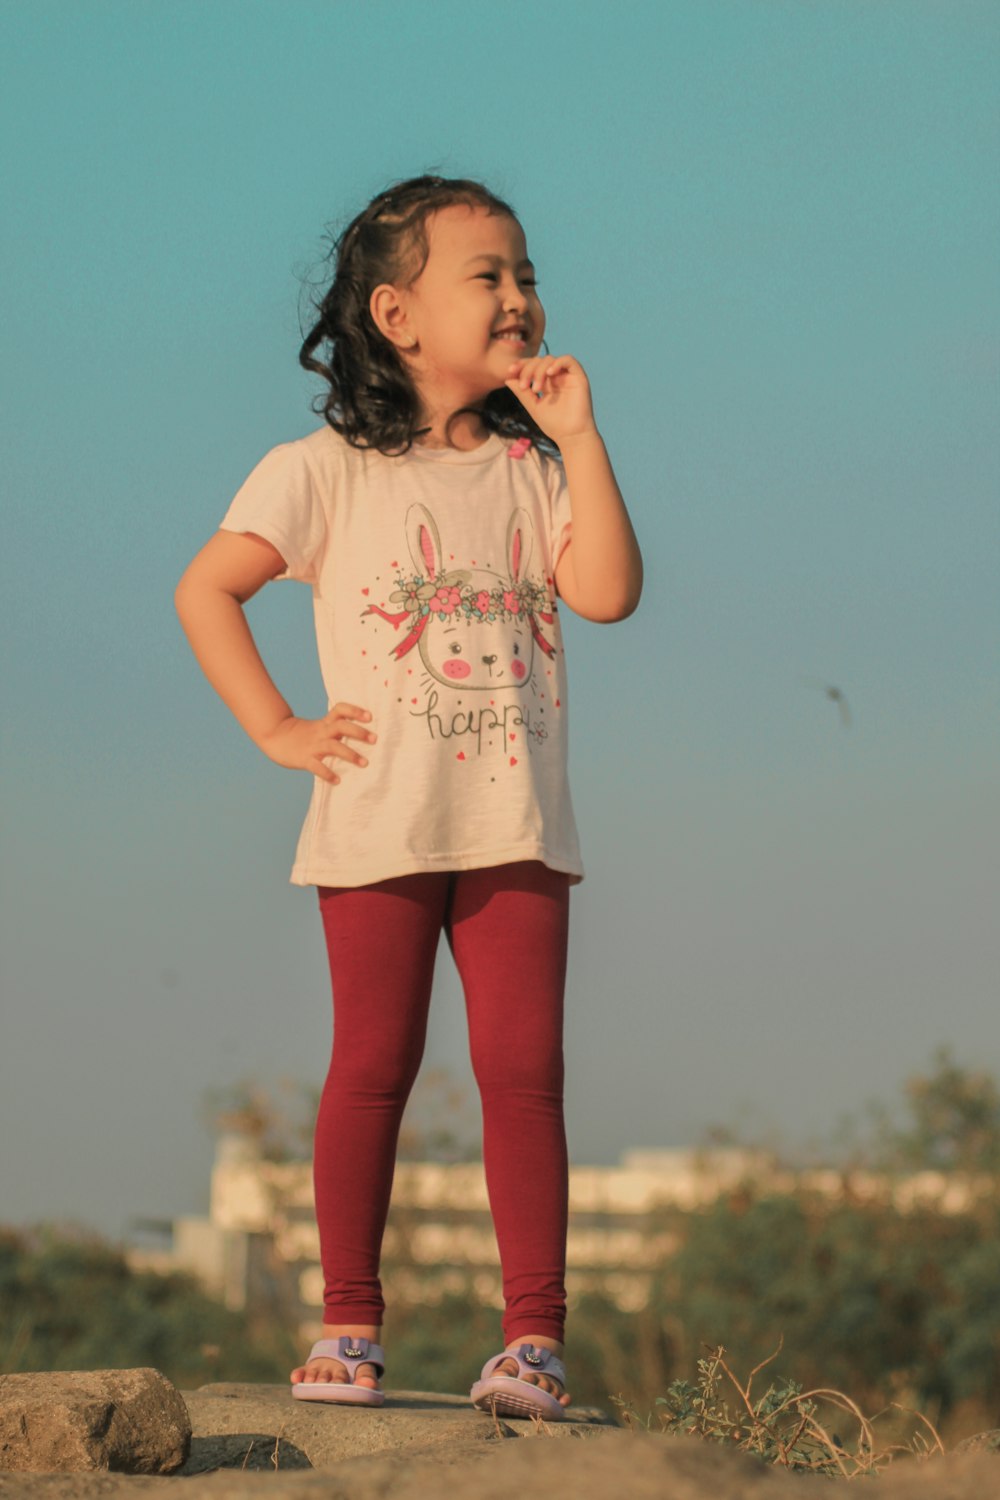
[480,1343,566,1386]
[307,1336,385,1381]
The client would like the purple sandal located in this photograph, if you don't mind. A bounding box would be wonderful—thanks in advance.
[291,1335,385,1405]
[470,1343,567,1420]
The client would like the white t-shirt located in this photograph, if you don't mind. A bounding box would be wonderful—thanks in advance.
[220,424,584,888]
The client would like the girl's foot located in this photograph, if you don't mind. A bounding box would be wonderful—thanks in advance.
[290,1354,381,1389]
[491,1339,572,1407]
[290,1326,382,1391]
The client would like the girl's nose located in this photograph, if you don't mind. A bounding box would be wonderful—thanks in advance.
[503,280,529,310]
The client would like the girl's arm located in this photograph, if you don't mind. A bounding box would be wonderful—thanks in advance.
[174,531,374,784]
[504,356,643,623]
[554,430,643,624]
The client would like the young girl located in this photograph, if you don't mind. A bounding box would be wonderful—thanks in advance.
[175,174,642,1419]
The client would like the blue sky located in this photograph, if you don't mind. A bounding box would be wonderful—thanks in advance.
[2,0,998,1236]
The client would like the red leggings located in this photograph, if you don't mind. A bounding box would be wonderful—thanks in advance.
[314,860,570,1346]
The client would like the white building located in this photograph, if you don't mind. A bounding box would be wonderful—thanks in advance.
[134,1136,979,1344]
[133,1137,772,1340]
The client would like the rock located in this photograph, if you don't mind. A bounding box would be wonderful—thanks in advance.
[0,1431,968,1499]
[866,1451,1000,1500]
[179,1382,612,1473]
[0,1369,190,1475]
[954,1428,1000,1455]
[1,1379,996,1500]
[182,1430,313,1473]
[364,1439,1000,1500]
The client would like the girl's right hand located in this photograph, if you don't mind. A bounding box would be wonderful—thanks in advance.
[259,704,376,785]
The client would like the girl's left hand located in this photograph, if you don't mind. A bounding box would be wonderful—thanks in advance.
[504,355,597,445]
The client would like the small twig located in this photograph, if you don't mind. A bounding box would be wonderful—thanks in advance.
[529,1410,557,1436]
[714,1347,766,1427]
[775,1409,811,1467]
[744,1335,784,1403]
[890,1401,946,1458]
[796,1411,853,1479]
[798,1387,875,1445]
[613,1394,638,1432]
[240,1440,255,1472]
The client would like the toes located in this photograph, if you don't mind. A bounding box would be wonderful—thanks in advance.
[497,1366,568,1400]
[493,1358,569,1401]
[534,1374,569,1402]
[291,1358,351,1385]
[489,1356,568,1406]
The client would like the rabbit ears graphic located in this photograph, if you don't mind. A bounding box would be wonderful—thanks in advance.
[362,502,558,666]
[407,502,533,589]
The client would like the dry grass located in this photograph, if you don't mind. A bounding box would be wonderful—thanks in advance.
[613,1338,945,1480]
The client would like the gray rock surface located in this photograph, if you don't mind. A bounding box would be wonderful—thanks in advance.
[181,1381,610,1474]
[0,1369,190,1475]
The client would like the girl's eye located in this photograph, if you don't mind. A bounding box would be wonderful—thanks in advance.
[448,642,463,656]
[477,274,538,287]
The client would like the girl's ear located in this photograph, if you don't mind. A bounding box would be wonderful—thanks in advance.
[370,284,416,350]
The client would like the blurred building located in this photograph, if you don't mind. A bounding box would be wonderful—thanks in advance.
[129,1135,774,1339]
[130,1134,982,1344]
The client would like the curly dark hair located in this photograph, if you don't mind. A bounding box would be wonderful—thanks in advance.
[298,174,560,459]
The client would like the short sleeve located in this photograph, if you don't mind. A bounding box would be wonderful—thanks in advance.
[219,441,327,585]
[544,452,573,571]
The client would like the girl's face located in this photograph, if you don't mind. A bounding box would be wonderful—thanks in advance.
[399,205,546,407]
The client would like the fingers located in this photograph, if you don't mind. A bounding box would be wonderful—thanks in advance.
[312,708,376,782]
[314,738,368,782]
[329,702,372,722]
[505,354,576,398]
[326,704,376,740]
[326,703,373,732]
[263,709,377,781]
[269,705,377,784]
[503,355,597,443]
[323,703,377,759]
[310,757,341,786]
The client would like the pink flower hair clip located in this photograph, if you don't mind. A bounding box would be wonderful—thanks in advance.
[507,436,533,460]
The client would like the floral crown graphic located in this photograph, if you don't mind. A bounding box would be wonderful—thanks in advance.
[362,506,558,663]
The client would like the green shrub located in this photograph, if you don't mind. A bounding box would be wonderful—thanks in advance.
[649,1189,1000,1416]
[0,1225,295,1387]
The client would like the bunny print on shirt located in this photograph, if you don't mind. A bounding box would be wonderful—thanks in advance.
[360,502,562,764]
